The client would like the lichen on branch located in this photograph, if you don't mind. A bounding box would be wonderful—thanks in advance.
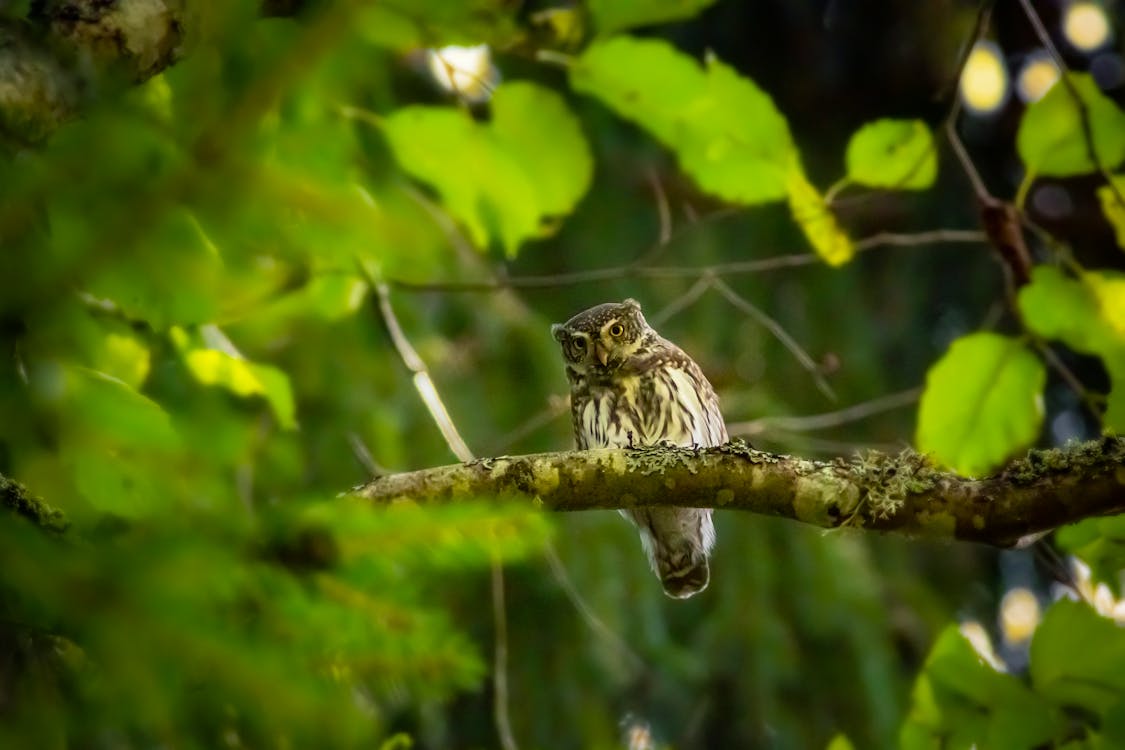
[356,437,1125,547]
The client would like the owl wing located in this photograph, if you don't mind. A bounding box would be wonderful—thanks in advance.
[629,346,725,598]
[638,349,727,448]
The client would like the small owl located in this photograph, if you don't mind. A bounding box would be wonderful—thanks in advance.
[552,299,727,598]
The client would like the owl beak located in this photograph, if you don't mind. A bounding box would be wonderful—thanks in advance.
[594,342,610,367]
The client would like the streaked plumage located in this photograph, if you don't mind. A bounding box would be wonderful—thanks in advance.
[551,299,727,598]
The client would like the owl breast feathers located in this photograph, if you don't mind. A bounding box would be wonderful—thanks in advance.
[552,299,727,598]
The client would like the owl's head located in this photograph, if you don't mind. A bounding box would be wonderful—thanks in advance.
[551,299,651,374]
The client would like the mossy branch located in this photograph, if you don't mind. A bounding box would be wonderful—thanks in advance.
[1,473,69,535]
[356,437,1125,547]
[1,0,306,147]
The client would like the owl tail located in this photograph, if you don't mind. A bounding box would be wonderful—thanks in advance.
[626,508,715,599]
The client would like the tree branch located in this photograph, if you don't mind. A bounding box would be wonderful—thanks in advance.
[1,473,69,535]
[356,437,1125,548]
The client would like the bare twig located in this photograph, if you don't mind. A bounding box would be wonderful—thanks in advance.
[648,275,715,327]
[945,119,991,202]
[367,277,518,750]
[387,228,987,293]
[542,543,645,673]
[347,432,387,478]
[490,555,518,750]
[710,278,837,402]
[729,387,921,436]
[648,169,673,247]
[373,282,474,463]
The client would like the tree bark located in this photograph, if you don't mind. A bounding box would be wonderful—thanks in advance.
[356,437,1125,547]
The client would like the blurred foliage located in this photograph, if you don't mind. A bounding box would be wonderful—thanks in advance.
[1,0,1125,748]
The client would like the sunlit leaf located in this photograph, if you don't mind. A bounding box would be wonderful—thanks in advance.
[489,83,593,217]
[845,119,937,190]
[1031,599,1125,715]
[1018,266,1125,432]
[571,37,797,204]
[1098,176,1125,251]
[788,171,854,265]
[381,82,592,256]
[181,348,297,430]
[588,0,718,36]
[1017,73,1125,177]
[916,333,1045,476]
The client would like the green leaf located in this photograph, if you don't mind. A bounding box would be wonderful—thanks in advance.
[1017,74,1125,177]
[1056,516,1125,591]
[825,734,855,750]
[900,626,1064,748]
[29,364,181,517]
[916,333,1045,476]
[1018,266,1125,432]
[381,82,592,257]
[61,366,180,451]
[845,119,937,190]
[489,83,593,217]
[179,346,297,430]
[571,37,796,204]
[587,0,718,36]
[1099,176,1125,251]
[80,209,224,329]
[1031,599,1125,715]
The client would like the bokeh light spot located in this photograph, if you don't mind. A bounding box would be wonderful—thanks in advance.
[1000,587,1040,644]
[960,42,1009,114]
[1064,2,1112,52]
[1017,52,1060,102]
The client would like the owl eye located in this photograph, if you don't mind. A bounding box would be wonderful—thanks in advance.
[573,337,586,349]
[608,323,624,337]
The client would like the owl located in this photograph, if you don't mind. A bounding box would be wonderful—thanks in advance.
[551,299,727,598]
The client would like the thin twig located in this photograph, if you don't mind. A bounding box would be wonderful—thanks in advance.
[728,387,922,436]
[373,281,474,463]
[490,556,518,750]
[710,278,837,401]
[347,432,387,478]
[648,169,673,247]
[945,119,991,201]
[648,275,715,327]
[542,542,645,673]
[1031,340,1105,422]
[387,228,987,293]
[367,275,518,750]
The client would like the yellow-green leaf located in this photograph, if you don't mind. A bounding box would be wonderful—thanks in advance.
[1018,266,1125,432]
[916,333,1045,476]
[571,37,797,204]
[182,349,297,430]
[1017,73,1125,177]
[588,0,718,36]
[381,82,592,257]
[845,119,937,190]
[788,172,854,266]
